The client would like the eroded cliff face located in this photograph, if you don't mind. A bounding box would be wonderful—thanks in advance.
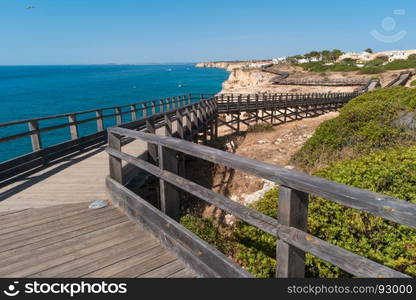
[196,62,368,94]
[221,69,273,93]
[195,62,245,72]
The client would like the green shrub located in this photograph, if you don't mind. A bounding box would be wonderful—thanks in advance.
[292,87,416,171]
[359,67,385,75]
[300,62,359,73]
[181,87,416,278]
[411,80,416,87]
[180,213,276,278]
[365,56,388,67]
[382,55,416,70]
[210,147,416,278]
[180,215,233,254]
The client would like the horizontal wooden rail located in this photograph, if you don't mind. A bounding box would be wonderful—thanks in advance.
[106,177,252,278]
[106,128,412,278]
[108,127,416,230]
[0,94,212,128]
[385,71,413,88]
[0,94,216,181]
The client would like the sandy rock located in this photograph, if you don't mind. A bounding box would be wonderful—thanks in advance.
[224,214,236,226]
[241,179,276,206]
[284,165,295,170]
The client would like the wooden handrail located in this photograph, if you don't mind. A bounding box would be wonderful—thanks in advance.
[0,96,216,181]
[108,127,416,230]
[106,127,412,278]
[0,94,209,127]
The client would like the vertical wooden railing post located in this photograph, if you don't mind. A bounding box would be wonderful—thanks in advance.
[68,114,79,140]
[115,107,122,125]
[108,132,123,184]
[276,186,309,278]
[255,94,259,123]
[158,144,180,221]
[28,120,42,151]
[164,114,172,137]
[96,110,104,131]
[237,95,241,134]
[142,103,148,118]
[151,101,157,115]
[146,118,158,163]
[192,105,198,129]
[176,110,184,140]
[184,108,192,140]
[130,105,137,121]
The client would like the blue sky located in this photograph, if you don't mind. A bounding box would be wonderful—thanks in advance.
[0,0,415,65]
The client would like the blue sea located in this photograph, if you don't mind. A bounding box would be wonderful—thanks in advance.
[0,65,228,162]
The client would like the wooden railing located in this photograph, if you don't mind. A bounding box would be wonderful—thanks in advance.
[214,92,359,134]
[385,71,413,88]
[0,90,364,183]
[106,127,415,278]
[0,94,214,181]
[216,92,359,112]
[272,78,369,86]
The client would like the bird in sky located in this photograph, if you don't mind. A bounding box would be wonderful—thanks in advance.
[26,6,36,10]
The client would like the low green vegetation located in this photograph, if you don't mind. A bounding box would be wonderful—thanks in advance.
[181,190,278,278]
[247,123,274,133]
[292,87,416,171]
[384,54,416,70]
[411,80,416,87]
[298,54,416,74]
[358,66,385,75]
[181,87,416,278]
[300,61,359,73]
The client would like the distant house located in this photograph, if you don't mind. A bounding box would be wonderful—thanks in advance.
[248,62,273,69]
[338,52,374,63]
[380,50,416,62]
[338,52,360,62]
[389,52,406,62]
[297,58,310,64]
[272,57,287,64]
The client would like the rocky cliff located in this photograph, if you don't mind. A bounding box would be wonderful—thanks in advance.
[195,62,245,72]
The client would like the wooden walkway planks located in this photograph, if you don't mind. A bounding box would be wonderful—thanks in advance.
[0,139,150,212]
[0,203,194,278]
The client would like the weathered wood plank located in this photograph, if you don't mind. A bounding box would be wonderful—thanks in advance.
[140,260,185,278]
[28,120,42,151]
[106,148,277,235]
[111,251,178,278]
[276,225,409,278]
[84,246,171,278]
[108,132,123,184]
[106,176,253,278]
[33,236,158,277]
[68,114,79,140]
[276,187,309,278]
[158,145,180,221]
[109,127,416,230]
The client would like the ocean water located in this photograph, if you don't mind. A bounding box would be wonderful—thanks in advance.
[0,64,228,162]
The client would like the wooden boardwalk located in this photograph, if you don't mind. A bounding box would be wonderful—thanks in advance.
[0,202,194,278]
[3,92,413,278]
[0,138,151,213]
[0,130,198,278]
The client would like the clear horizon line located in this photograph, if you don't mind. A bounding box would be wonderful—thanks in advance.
[0,62,202,67]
